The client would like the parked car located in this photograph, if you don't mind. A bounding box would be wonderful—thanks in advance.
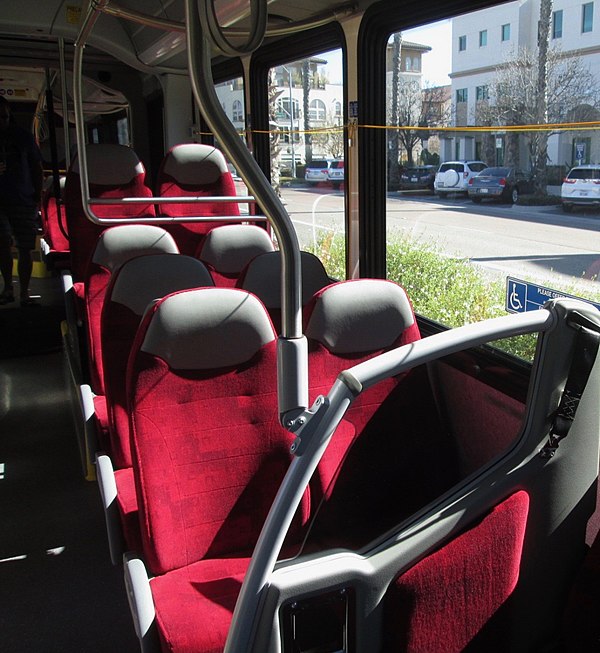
[327,159,344,188]
[561,164,600,212]
[399,165,438,193]
[468,167,534,204]
[434,160,487,196]
[305,159,331,184]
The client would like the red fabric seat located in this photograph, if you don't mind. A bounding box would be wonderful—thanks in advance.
[101,252,214,470]
[64,144,156,284]
[302,279,423,517]
[237,250,331,332]
[382,491,529,653]
[98,253,214,555]
[84,225,179,396]
[40,176,70,268]
[125,287,310,651]
[156,144,241,255]
[195,224,274,287]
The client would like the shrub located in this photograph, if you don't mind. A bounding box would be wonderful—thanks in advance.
[307,232,600,361]
[308,233,538,359]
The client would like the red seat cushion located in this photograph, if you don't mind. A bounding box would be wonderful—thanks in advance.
[383,491,529,653]
[151,556,251,653]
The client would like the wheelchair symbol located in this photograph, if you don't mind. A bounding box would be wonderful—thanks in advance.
[508,282,525,312]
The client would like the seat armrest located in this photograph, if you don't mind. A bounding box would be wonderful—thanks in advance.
[96,454,126,565]
[124,553,160,653]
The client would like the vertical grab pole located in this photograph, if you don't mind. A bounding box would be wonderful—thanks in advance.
[58,37,71,163]
[185,0,308,424]
[72,0,110,225]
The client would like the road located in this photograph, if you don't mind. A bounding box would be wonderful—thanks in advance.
[280,186,600,296]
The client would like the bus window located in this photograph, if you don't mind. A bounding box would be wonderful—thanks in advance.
[385,12,600,360]
[269,50,346,279]
[214,76,249,204]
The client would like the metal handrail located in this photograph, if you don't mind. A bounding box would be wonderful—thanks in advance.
[72,0,309,423]
[186,0,308,422]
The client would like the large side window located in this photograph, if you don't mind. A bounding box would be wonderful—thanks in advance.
[214,76,248,205]
[268,50,346,279]
[384,9,600,361]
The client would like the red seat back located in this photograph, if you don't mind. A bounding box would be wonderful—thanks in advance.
[128,287,310,575]
[303,279,421,508]
[156,144,241,255]
[196,224,274,287]
[64,144,156,283]
[84,224,179,395]
[237,250,331,332]
[101,253,214,469]
[41,176,70,261]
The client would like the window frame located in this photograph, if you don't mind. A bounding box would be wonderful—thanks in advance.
[476,85,489,101]
[456,88,468,103]
[582,2,594,33]
[458,34,467,51]
[501,23,511,41]
[552,9,563,38]
[479,29,488,46]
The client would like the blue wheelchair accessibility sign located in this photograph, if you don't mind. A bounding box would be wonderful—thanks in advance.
[506,277,600,314]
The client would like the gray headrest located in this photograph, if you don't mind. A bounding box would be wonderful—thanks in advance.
[240,251,331,308]
[305,280,415,354]
[110,254,214,316]
[161,144,228,185]
[92,225,179,271]
[199,225,275,274]
[141,288,276,369]
[72,144,146,185]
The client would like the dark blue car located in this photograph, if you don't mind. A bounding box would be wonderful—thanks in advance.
[468,167,534,204]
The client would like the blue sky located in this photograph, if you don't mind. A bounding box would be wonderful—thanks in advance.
[323,18,452,87]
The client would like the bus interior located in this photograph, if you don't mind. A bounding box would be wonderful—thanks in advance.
[0,1,599,652]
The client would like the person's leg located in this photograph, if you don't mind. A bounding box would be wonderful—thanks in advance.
[9,206,38,303]
[17,246,33,301]
[0,207,14,299]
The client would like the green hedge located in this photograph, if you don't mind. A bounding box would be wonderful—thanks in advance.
[307,233,598,361]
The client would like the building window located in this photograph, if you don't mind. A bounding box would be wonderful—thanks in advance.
[232,100,243,122]
[552,10,563,38]
[456,88,468,103]
[309,98,326,122]
[582,3,594,33]
[476,85,489,101]
[458,35,467,51]
[479,30,487,46]
[501,23,511,41]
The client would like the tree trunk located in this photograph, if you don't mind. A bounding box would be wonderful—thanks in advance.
[302,60,312,163]
[389,32,402,188]
[534,0,553,194]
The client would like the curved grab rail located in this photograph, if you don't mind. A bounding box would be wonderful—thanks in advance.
[185,0,308,420]
[72,0,308,422]
[223,306,560,652]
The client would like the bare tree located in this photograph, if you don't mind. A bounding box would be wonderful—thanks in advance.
[478,0,600,194]
[390,80,450,167]
[268,68,284,197]
[388,32,403,188]
[302,59,313,163]
[326,128,344,159]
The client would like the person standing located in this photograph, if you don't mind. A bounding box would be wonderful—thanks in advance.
[0,95,43,306]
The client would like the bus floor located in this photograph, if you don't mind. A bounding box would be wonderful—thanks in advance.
[0,274,138,653]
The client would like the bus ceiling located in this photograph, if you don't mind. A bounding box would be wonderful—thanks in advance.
[0,1,357,73]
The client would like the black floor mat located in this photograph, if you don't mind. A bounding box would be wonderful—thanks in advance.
[0,303,65,358]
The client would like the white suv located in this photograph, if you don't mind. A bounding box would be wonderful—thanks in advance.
[561,164,600,212]
[434,160,487,196]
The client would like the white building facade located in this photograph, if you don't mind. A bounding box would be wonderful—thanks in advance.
[444,0,600,174]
